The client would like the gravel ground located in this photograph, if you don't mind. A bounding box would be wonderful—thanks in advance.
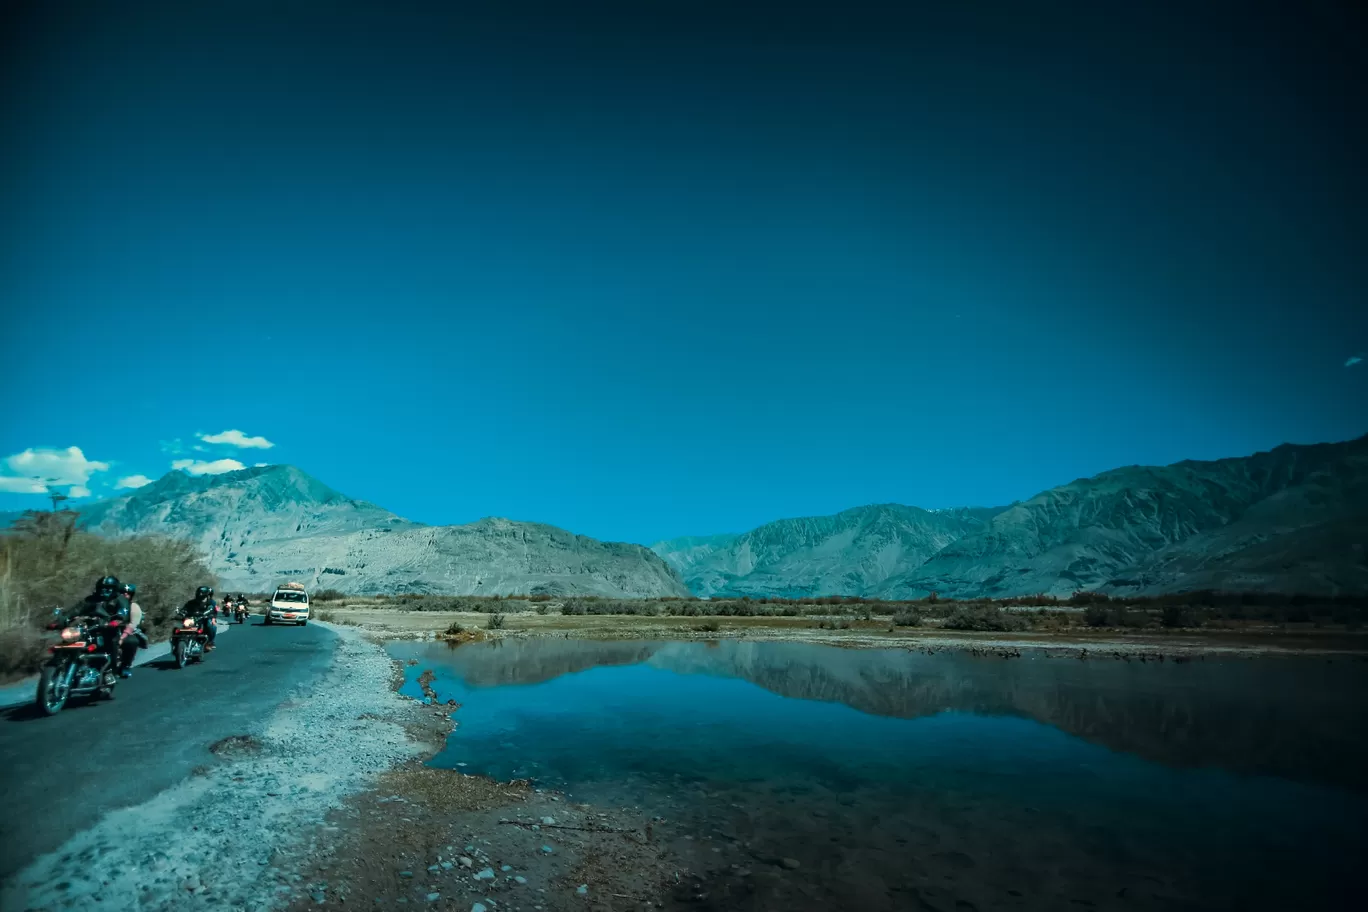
[1,625,429,912]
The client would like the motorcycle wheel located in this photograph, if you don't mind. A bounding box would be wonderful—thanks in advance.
[264,616,272,625]
[36,662,72,716]
[174,638,188,668]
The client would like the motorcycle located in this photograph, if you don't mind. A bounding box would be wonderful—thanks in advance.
[35,611,121,715]
[170,612,212,668]
[234,602,248,624]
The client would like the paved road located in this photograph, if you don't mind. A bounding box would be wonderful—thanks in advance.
[0,618,337,884]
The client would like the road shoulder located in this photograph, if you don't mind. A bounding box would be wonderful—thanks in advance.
[0,623,429,912]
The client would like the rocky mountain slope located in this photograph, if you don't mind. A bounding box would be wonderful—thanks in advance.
[879,436,1368,599]
[78,465,689,597]
[660,436,1368,598]
[652,505,1003,598]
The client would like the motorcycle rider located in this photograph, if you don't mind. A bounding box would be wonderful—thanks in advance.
[64,576,130,676]
[181,585,218,651]
[117,582,148,677]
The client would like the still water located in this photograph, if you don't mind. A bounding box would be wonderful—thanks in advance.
[388,638,1368,911]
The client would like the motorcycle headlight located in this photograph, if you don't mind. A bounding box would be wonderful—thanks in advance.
[182,617,196,627]
[60,627,80,642]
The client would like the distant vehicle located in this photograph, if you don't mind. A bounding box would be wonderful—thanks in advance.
[265,583,310,626]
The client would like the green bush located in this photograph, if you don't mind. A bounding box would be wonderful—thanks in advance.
[314,588,347,602]
[486,613,506,630]
[942,606,1028,632]
[1162,604,1198,628]
[1084,605,1113,627]
[892,611,922,627]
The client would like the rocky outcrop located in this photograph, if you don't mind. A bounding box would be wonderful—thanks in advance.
[78,465,689,597]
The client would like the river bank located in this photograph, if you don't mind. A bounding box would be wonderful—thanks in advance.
[281,642,713,912]
[333,634,1368,912]
[316,606,1368,657]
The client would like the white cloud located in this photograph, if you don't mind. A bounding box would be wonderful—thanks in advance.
[116,474,154,490]
[0,446,110,495]
[1347,355,1363,368]
[172,458,246,476]
[0,476,48,494]
[159,439,184,455]
[4,446,110,486]
[253,463,269,468]
[198,429,275,449]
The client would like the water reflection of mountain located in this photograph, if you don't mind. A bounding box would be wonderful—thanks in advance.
[439,638,663,686]
[434,639,1368,792]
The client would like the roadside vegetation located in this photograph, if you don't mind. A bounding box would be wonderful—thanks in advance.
[0,510,215,679]
[295,588,1368,633]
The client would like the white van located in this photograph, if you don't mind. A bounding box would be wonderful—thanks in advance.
[266,583,310,625]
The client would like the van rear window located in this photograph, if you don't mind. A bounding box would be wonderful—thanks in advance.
[275,591,307,603]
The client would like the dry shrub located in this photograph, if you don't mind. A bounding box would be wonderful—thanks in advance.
[0,510,215,676]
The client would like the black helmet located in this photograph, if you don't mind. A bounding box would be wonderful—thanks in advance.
[196,585,213,599]
[119,582,136,596]
[95,576,119,598]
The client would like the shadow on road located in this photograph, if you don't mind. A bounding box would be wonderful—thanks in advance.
[3,702,44,723]
[4,698,114,723]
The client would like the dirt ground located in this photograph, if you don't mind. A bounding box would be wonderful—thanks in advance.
[317,606,1368,656]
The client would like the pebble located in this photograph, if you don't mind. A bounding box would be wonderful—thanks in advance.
[576,884,588,895]
[540,817,556,826]
[475,868,495,880]
[427,865,440,873]
[458,857,473,868]
[540,845,554,854]
[441,861,454,870]
[500,865,512,872]
[399,871,414,878]
[311,891,326,903]
[514,876,527,885]
[781,858,801,870]
[426,893,440,902]
[472,905,487,912]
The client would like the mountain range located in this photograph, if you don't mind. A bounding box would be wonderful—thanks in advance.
[76,465,688,597]
[9,434,1361,598]
[652,435,1368,598]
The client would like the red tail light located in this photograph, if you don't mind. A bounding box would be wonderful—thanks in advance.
[86,644,96,652]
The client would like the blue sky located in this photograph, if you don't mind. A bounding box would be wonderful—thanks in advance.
[2,0,1366,544]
